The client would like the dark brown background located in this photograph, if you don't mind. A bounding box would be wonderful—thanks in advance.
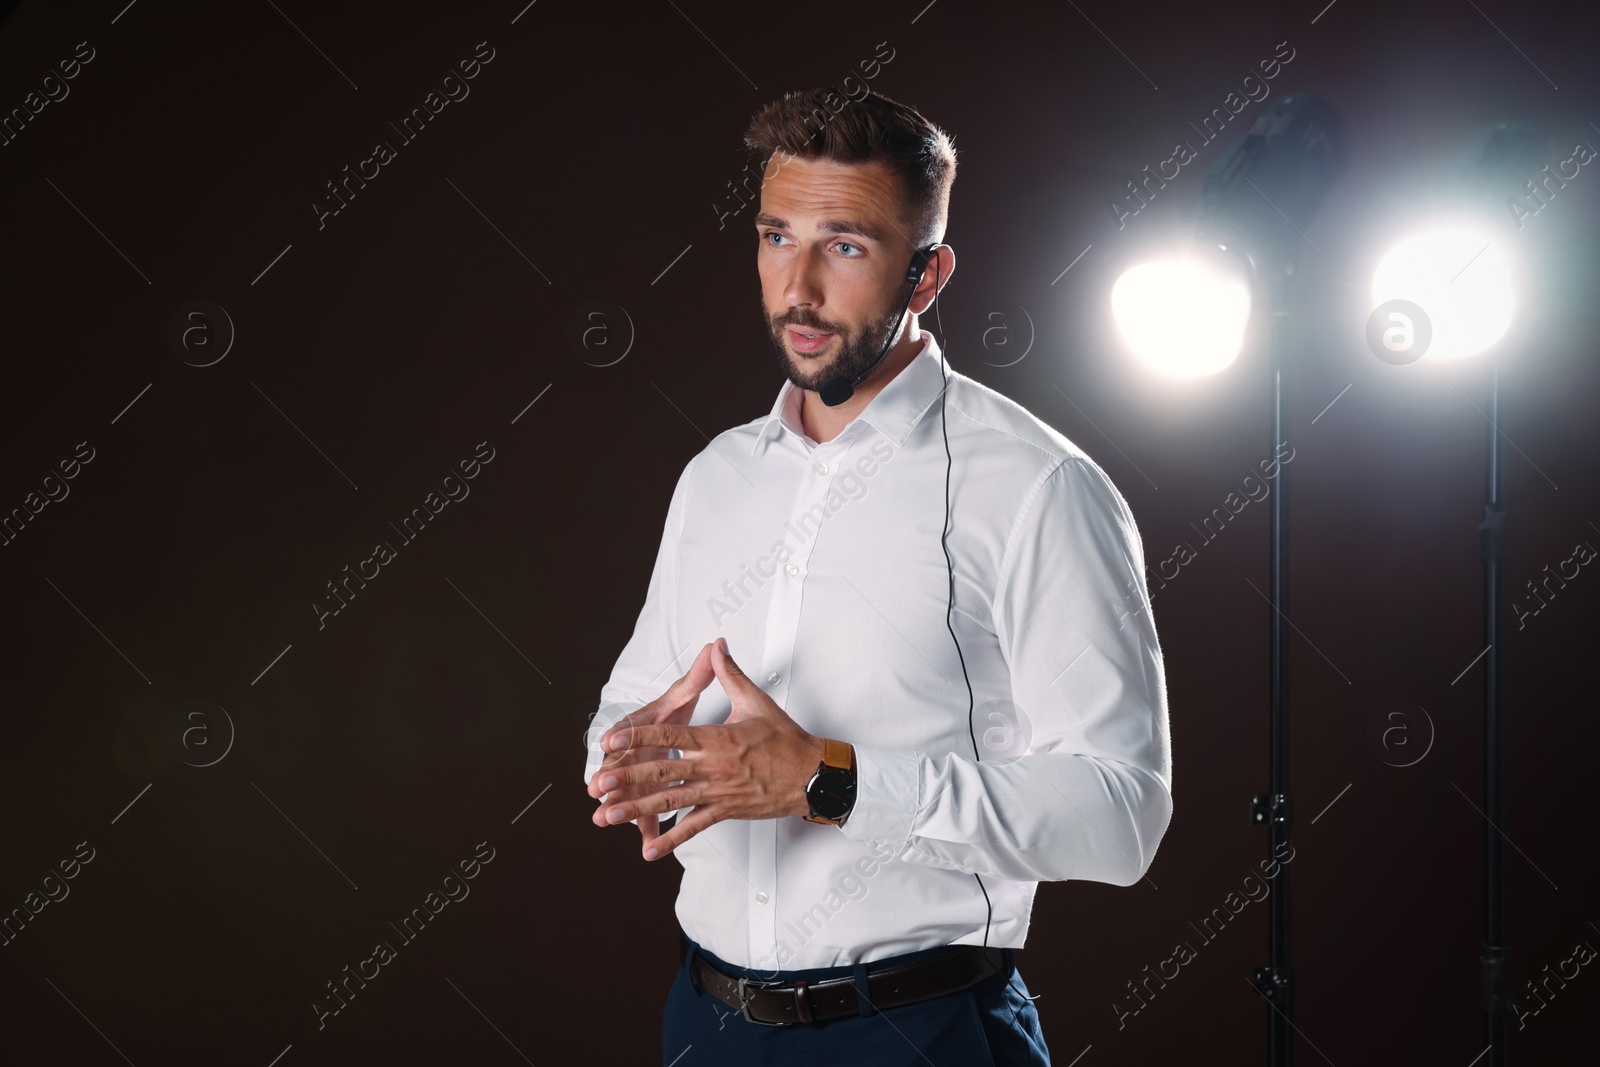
[1,0,1596,1062]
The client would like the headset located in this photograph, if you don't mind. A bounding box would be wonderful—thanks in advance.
[821,243,1040,1019]
[816,246,935,408]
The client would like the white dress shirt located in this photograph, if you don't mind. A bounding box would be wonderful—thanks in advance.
[583,329,1172,972]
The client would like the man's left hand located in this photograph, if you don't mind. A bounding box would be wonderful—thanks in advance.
[589,636,824,860]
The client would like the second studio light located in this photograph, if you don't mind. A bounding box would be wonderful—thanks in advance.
[1367,123,1544,366]
[1369,222,1516,362]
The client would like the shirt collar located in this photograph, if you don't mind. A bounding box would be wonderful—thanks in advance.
[750,330,947,456]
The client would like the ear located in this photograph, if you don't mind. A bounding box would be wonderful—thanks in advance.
[911,244,954,315]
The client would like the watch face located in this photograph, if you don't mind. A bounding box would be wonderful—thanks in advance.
[807,767,856,820]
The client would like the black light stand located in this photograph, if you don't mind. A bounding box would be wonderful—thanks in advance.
[1193,93,1346,1067]
[1411,120,1547,1066]
[1480,357,1511,1063]
[1452,121,1545,1067]
[1257,259,1294,1066]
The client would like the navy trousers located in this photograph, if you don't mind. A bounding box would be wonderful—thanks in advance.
[663,934,1052,1066]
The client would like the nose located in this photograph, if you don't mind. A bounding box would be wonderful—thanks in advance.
[783,242,825,312]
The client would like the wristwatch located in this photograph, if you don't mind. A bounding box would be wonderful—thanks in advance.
[803,738,857,825]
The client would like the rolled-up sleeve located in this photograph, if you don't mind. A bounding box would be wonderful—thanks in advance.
[839,456,1173,885]
[582,454,700,791]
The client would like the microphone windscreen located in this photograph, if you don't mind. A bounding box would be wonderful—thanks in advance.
[818,378,853,407]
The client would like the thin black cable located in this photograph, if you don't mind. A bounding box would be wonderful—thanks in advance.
[929,252,1040,1021]
[930,255,984,945]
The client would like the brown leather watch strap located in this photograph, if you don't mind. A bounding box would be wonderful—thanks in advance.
[803,738,855,825]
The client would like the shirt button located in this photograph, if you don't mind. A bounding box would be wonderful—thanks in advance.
[785,563,799,577]
[756,891,769,904]
[816,462,830,476]
[766,672,781,685]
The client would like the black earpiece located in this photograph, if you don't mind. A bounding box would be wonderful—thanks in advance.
[907,246,933,286]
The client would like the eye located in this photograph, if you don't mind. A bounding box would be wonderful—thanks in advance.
[836,241,863,258]
[762,231,790,247]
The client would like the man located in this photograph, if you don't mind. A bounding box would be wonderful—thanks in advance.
[582,87,1172,1065]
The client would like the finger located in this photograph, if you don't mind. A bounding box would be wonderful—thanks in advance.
[599,781,699,826]
[596,777,695,820]
[594,779,677,828]
[645,803,720,861]
[593,779,686,828]
[599,746,672,775]
[589,745,670,798]
[652,642,716,713]
[594,753,698,796]
[710,636,750,692]
[590,745,674,795]
[598,644,715,752]
[597,705,655,755]
[593,779,668,827]
[680,640,717,694]
[609,722,696,754]
[647,642,718,731]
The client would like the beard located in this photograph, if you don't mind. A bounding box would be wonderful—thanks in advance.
[762,289,907,398]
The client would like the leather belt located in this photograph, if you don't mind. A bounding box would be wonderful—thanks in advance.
[687,941,1008,1026]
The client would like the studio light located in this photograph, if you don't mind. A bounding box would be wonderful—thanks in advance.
[1112,93,1344,380]
[1110,249,1252,377]
[1107,92,1346,1067]
[1369,222,1516,361]
[1368,121,1547,1067]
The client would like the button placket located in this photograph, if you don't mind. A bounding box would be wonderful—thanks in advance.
[748,453,821,964]
[747,818,777,961]
[748,440,851,966]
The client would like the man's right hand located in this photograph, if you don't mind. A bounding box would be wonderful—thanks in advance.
[586,641,717,849]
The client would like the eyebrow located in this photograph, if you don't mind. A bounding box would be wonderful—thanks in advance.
[754,212,890,244]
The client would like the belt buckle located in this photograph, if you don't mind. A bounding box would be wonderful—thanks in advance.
[735,976,790,1026]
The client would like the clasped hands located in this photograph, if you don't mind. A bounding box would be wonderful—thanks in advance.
[587,637,825,861]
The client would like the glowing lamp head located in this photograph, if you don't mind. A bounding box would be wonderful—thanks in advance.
[1111,254,1252,378]
[1370,224,1515,362]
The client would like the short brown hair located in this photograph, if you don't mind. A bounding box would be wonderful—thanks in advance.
[743,87,957,251]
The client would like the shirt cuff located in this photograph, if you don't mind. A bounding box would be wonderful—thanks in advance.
[837,743,921,855]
